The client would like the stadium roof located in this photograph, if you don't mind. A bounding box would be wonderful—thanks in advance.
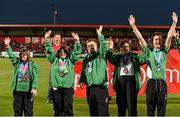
[0,24,179,37]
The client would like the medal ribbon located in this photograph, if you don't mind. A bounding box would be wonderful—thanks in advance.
[153,51,162,71]
[18,63,29,81]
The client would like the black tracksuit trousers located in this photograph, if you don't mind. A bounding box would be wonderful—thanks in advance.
[52,88,74,116]
[86,85,109,116]
[146,79,167,116]
[13,91,33,116]
[115,77,138,116]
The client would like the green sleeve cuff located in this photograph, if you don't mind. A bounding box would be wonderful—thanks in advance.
[6,46,12,52]
[141,45,148,52]
[44,42,52,46]
[98,34,105,41]
[74,42,82,54]
[74,42,81,47]
[107,48,113,51]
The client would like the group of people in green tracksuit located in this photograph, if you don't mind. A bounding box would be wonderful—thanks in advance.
[4,11,179,116]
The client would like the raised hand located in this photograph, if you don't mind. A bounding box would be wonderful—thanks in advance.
[45,30,52,39]
[128,14,147,48]
[128,14,135,26]
[96,25,103,36]
[4,37,11,47]
[173,30,179,39]
[172,12,178,24]
[166,12,178,48]
[44,30,52,43]
[71,32,80,42]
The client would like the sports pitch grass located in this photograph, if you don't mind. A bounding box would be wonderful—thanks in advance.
[0,58,180,116]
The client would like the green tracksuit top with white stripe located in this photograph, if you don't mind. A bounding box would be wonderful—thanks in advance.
[6,47,38,92]
[80,35,107,86]
[142,45,169,80]
[45,42,81,88]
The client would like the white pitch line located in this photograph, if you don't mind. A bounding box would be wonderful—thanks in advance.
[0,83,9,84]
[0,71,13,75]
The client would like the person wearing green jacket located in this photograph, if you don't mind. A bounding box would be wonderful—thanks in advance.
[44,30,82,116]
[106,39,145,116]
[47,33,62,104]
[79,25,109,116]
[129,12,178,116]
[4,37,38,116]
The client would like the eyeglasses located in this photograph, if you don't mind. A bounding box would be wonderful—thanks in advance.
[21,53,27,56]
[87,44,95,48]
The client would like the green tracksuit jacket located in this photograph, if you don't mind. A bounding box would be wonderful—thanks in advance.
[6,47,38,92]
[80,35,108,86]
[44,42,81,88]
[106,49,146,91]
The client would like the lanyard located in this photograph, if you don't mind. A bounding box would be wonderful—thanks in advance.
[20,63,28,74]
[58,58,68,77]
[18,63,29,80]
[153,51,161,65]
[59,58,67,66]
[59,58,67,71]
[86,55,93,73]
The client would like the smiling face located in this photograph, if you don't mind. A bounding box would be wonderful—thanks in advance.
[153,35,162,49]
[58,49,67,59]
[152,33,163,49]
[19,48,30,63]
[21,53,28,62]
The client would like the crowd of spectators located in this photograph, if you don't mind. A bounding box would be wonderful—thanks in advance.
[0,40,44,53]
[0,36,178,56]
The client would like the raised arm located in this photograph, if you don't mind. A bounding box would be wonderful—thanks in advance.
[44,30,52,43]
[4,37,19,65]
[128,15,147,48]
[71,32,80,44]
[44,30,56,63]
[165,12,178,49]
[96,25,107,58]
[106,38,119,65]
[70,32,82,64]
